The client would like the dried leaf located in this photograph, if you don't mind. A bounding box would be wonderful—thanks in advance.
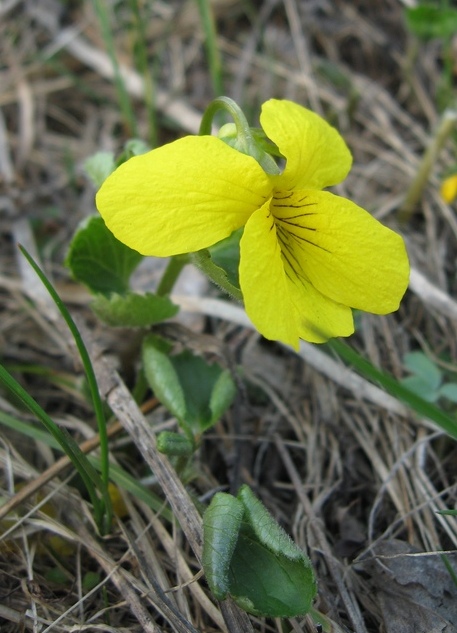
[354,540,457,633]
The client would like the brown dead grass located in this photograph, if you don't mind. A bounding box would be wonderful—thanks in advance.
[1,1,457,631]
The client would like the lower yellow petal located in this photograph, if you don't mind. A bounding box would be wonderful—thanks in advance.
[96,136,271,256]
[272,190,409,314]
[239,204,354,348]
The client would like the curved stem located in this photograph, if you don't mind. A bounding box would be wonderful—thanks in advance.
[192,250,243,302]
[199,97,254,153]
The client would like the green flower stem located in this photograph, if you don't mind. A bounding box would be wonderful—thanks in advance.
[156,255,190,296]
[192,250,243,302]
[199,96,253,152]
[399,108,457,223]
[199,96,281,174]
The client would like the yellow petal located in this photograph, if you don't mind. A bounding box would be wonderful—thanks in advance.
[96,136,271,256]
[272,190,409,314]
[239,203,354,348]
[440,174,457,204]
[260,99,352,191]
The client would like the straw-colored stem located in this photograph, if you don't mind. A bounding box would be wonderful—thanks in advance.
[398,108,457,223]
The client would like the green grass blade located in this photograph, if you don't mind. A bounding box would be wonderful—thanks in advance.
[128,0,158,147]
[0,409,172,522]
[0,363,105,526]
[328,339,457,440]
[18,245,112,532]
[92,0,137,137]
[0,409,61,449]
[195,0,224,97]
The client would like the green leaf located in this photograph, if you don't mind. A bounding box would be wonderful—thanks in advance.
[82,571,101,592]
[143,336,235,433]
[142,335,187,422]
[202,486,316,617]
[91,292,178,327]
[400,375,439,403]
[406,5,457,40]
[210,370,237,424]
[437,382,457,403]
[171,351,235,433]
[202,492,244,600]
[66,215,143,295]
[84,152,115,188]
[156,431,194,456]
[230,528,316,617]
[237,485,302,560]
[403,352,442,390]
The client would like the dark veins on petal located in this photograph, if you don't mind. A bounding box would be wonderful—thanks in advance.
[271,192,331,285]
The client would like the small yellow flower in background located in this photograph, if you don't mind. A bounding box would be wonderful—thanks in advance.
[441,173,457,204]
[96,99,409,349]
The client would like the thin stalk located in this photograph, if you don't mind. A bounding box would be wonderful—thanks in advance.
[199,96,252,149]
[398,108,457,223]
[156,255,190,296]
[328,338,457,440]
[199,96,281,173]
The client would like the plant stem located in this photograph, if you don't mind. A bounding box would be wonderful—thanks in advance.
[156,255,189,296]
[199,97,253,150]
[192,250,243,302]
[398,107,457,223]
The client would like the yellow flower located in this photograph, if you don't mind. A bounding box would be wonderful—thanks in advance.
[96,99,409,349]
[441,173,457,204]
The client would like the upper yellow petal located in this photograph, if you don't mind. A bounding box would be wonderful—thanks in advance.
[272,190,409,314]
[260,99,352,191]
[239,203,354,348]
[96,136,271,256]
